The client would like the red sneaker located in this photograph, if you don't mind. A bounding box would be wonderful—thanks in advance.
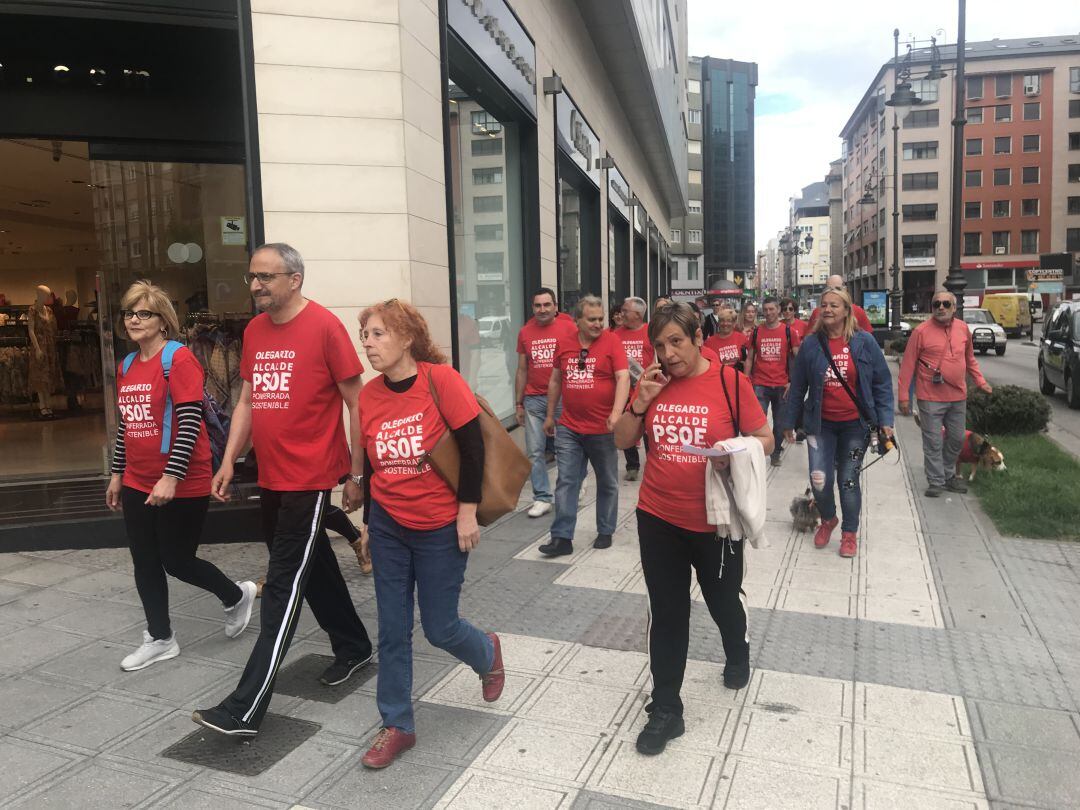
[813,517,839,549]
[361,727,416,769]
[481,632,504,703]
[839,531,858,558]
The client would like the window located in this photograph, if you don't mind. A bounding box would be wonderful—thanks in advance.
[902,234,937,259]
[1023,134,1040,153]
[994,167,1011,186]
[903,140,938,159]
[473,195,503,213]
[910,78,939,102]
[475,252,503,274]
[903,172,938,190]
[902,203,938,221]
[993,200,1010,218]
[1070,133,1080,150]
[671,228,681,242]
[470,110,502,135]
[687,259,699,281]
[1021,198,1039,216]
[996,74,1012,97]
[994,136,1011,154]
[1069,196,1080,215]
[966,76,983,100]
[471,138,503,156]
[688,109,701,124]
[1072,100,1080,118]
[966,138,983,156]
[1069,67,1080,92]
[1069,228,1080,252]
[1067,164,1080,183]
[472,167,503,185]
[966,107,984,124]
[687,79,701,94]
[965,169,982,188]
[963,232,982,255]
[992,231,1010,253]
[965,201,982,219]
[1023,74,1041,95]
[988,267,1014,286]
[688,169,702,185]
[1023,102,1041,121]
[688,199,702,214]
[1021,230,1039,253]
[688,229,702,244]
[995,105,1012,122]
[688,140,701,154]
[904,109,939,128]
[1022,166,1040,184]
[474,224,503,241]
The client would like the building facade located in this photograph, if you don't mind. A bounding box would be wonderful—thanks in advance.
[0,0,688,544]
[670,56,704,298]
[785,182,831,299]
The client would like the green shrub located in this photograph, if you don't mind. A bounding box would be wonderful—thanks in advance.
[889,336,909,355]
[966,385,1050,434]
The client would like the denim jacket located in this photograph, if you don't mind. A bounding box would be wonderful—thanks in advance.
[780,330,895,436]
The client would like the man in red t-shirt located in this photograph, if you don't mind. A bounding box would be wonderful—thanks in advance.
[808,276,875,333]
[540,294,630,556]
[746,296,800,466]
[193,243,372,738]
[613,296,655,481]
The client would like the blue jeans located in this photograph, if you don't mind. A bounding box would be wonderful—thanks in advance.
[523,395,587,503]
[368,501,493,734]
[753,385,786,461]
[551,425,619,540]
[807,419,869,533]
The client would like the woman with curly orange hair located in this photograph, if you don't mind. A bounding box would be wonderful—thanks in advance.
[354,299,504,769]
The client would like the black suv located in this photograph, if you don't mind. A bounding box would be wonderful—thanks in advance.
[1038,300,1080,408]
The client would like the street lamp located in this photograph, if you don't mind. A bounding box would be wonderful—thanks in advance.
[942,0,969,320]
[780,227,814,302]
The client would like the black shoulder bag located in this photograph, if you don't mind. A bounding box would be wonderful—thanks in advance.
[719,363,741,435]
[816,332,891,456]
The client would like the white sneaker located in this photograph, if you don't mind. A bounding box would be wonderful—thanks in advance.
[527,501,552,518]
[121,630,180,671]
[224,580,257,638]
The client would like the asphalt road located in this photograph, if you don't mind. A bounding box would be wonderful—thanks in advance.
[973,323,1080,458]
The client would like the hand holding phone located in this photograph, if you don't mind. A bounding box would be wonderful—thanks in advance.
[635,361,668,410]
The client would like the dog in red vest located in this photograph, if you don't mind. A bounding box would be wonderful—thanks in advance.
[912,411,1007,482]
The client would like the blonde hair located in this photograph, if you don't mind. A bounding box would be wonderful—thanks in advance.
[120,280,180,339]
[359,298,448,364]
[811,287,858,341]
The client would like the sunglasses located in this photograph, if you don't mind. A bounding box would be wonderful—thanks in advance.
[782,306,795,311]
[932,300,953,309]
[121,309,158,321]
[578,348,589,371]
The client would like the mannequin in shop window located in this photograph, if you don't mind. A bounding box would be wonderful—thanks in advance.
[27,285,63,420]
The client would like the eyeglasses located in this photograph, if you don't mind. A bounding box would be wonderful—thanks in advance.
[783,306,795,311]
[932,300,953,310]
[578,348,589,371]
[243,271,295,285]
[121,309,157,321]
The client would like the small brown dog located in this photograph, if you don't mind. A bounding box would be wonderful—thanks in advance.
[790,488,819,532]
[956,430,1006,481]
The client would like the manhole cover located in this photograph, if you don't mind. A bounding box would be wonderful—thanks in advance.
[274,653,378,703]
[161,712,319,776]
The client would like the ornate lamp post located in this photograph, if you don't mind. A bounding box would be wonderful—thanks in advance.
[780,226,814,302]
[942,0,969,319]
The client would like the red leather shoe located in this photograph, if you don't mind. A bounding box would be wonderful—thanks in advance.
[839,531,858,558]
[481,632,504,703]
[813,517,839,549]
[361,727,416,769]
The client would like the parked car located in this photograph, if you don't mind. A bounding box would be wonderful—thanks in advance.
[1038,300,1080,408]
[478,315,511,346]
[962,308,1008,356]
[982,293,1033,338]
[1030,297,1044,323]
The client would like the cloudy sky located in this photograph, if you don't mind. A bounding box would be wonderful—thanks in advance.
[687,0,1080,252]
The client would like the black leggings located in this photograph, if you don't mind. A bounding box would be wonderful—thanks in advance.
[121,487,242,640]
[323,505,360,543]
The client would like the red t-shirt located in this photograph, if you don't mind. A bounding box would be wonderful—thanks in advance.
[517,317,576,396]
[821,337,861,422]
[701,345,719,363]
[613,325,656,371]
[703,331,749,366]
[241,301,364,491]
[555,330,628,434]
[636,361,766,532]
[117,345,212,497]
[808,305,874,333]
[750,322,799,387]
[359,362,480,530]
[787,318,808,340]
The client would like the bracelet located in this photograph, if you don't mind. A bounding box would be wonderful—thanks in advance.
[629,404,647,418]
[348,474,363,486]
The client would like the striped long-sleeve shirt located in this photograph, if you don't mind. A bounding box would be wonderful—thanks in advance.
[111,401,203,481]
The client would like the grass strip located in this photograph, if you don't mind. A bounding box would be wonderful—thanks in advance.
[969,433,1080,540]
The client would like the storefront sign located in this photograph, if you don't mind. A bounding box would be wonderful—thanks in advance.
[1035,281,1064,294]
[862,290,889,326]
[962,260,1038,270]
[1026,267,1063,282]
[477,273,503,282]
[221,216,246,246]
[448,0,536,116]
[608,165,629,222]
[634,203,646,236]
[556,93,599,187]
[904,257,935,267]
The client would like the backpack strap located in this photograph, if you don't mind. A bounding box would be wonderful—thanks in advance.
[158,340,185,454]
[121,351,138,376]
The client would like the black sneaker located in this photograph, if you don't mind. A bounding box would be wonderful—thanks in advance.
[770,454,783,467]
[538,537,573,557]
[635,705,685,755]
[925,484,944,498]
[191,705,257,737]
[593,534,613,549]
[945,477,968,494]
[723,660,751,690]
[320,652,373,686]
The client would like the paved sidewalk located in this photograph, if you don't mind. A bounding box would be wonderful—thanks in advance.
[0,416,1079,808]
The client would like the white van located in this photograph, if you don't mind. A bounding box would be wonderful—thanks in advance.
[478,315,511,345]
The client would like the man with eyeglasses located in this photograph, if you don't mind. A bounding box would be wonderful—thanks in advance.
[191,242,373,737]
[898,290,992,497]
[541,294,630,556]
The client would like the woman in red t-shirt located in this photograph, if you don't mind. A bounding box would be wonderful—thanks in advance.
[614,302,772,757]
[703,307,749,369]
[105,282,255,674]
[737,301,758,335]
[355,299,503,770]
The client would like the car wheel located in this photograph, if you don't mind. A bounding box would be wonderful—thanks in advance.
[1068,373,1080,410]
[978,348,987,355]
[1039,362,1057,395]
[995,345,1006,356]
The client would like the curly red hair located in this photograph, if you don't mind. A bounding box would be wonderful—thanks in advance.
[359,298,448,364]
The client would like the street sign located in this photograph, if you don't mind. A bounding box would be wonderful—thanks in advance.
[221,216,246,246]
[1026,268,1064,282]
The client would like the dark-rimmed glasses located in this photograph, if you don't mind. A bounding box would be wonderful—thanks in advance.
[121,309,157,321]
[932,300,953,310]
[243,271,295,285]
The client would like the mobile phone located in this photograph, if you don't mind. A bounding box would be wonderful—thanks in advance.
[655,358,670,385]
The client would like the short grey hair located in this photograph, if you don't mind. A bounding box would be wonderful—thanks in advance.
[255,242,305,279]
[623,296,647,316]
[934,289,956,303]
[573,294,604,319]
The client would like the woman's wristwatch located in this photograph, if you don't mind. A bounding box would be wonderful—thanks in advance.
[347,474,363,486]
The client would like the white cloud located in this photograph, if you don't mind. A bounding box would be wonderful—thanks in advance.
[687,0,1080,250]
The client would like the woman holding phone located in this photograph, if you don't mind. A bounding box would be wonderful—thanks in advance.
[614,302,772,757]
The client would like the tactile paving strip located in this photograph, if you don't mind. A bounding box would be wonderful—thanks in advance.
[161,712,320,776]
[273,653,378,703]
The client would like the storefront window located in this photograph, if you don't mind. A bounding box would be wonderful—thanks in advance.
[559,174,584,311]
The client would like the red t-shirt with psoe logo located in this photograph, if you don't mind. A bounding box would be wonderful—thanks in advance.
[613,325,656,371]
[117,345,212,497]
[750,322,799,387]
[787,318,808,340]
[555,330,628,434]
[359,362,480,530]
[703,331,749,366]
[240,301,364,491]
[636,361,766,532]
[517,317,577,396]
[821,337,861,422]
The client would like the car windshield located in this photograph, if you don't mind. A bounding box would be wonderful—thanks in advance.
[964,309,995,325]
